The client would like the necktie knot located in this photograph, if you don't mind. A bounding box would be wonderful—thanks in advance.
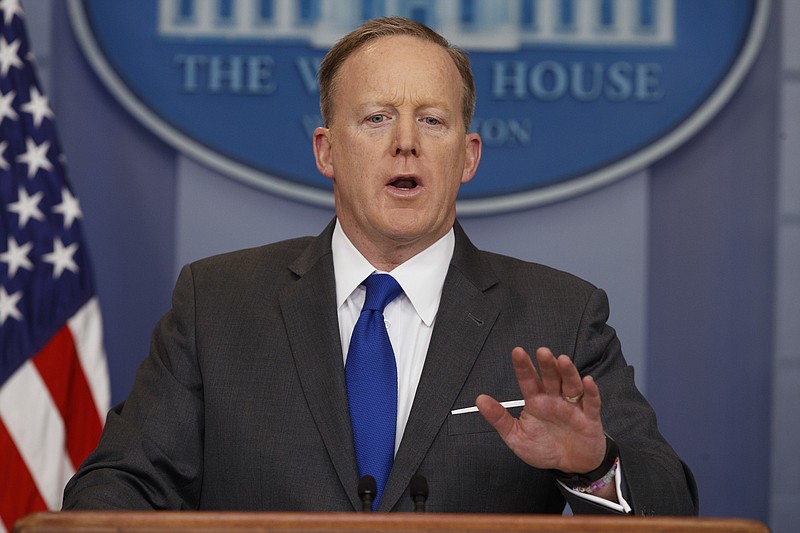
[362,273,402,312]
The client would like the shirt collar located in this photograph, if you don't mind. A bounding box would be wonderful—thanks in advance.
[332,219,454,327]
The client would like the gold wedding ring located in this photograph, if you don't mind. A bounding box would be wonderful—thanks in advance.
[563,390,584,404]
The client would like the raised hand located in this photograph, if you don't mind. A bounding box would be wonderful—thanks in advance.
[476,347,607,476]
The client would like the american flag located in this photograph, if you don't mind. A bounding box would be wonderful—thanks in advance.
[0,2,109,530]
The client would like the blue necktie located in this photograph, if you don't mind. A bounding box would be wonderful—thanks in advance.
[345,273,403,511]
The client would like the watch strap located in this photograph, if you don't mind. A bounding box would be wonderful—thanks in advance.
[551,434,620,488]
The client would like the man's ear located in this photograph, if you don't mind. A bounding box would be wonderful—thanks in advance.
[313,127,334,180]
[461,132,482,184]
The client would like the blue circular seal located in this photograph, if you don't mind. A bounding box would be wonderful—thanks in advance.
[68,0,769,214]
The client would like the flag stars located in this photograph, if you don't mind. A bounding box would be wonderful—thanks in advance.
[0,88,18,124]
[0,35,22,76]
[7,187,45,227]
[0,0,24,25]
[16,137,52,178]
[0,236,33,277]
[42,237,79,279]
[0,285,23,325]
[21,87,53,128]
[53,188,83,229]
[0,140,9,170]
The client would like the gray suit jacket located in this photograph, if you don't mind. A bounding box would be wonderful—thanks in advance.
[63,220,697,515]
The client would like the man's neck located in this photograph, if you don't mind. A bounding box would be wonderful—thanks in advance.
[337,222,452,272]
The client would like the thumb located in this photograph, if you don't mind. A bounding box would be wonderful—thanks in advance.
[476,394,515,438]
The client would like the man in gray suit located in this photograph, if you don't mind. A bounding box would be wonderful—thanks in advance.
[63,17,697,515]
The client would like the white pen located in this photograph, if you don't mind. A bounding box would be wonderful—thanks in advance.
[451,399,525,415]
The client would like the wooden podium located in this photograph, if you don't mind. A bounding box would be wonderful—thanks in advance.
[13,512,770,533]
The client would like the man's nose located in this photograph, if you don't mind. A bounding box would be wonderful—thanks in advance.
[393,116,418,156]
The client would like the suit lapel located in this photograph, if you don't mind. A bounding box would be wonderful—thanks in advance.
[278,221,362,511]
[379,223,501,511]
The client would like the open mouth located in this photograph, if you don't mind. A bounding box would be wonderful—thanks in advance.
[389,177,419,190]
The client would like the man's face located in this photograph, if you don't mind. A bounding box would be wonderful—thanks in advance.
[313,35,481,260]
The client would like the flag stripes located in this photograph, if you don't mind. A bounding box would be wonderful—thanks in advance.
[32,321,103,470]
[0,416,47,532]
[0,299,106,529]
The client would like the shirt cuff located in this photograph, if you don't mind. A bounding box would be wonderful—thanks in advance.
[558,459,632,513]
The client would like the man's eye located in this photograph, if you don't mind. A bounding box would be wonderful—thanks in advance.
[424,117,441,126]
[369,115,385,123]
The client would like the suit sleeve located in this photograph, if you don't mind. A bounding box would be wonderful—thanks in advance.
[62,264,204,510]
[561,288,699,516]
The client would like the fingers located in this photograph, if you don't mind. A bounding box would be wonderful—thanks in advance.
[500,346,600,412]
[515,347,595,407]
[581,374,602,418]
[531,348,584,399]
[511,347,542,399]
[556,353,584,401]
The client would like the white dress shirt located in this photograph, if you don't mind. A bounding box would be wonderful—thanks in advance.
[331,219,630,513]
[332,219,453,452]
